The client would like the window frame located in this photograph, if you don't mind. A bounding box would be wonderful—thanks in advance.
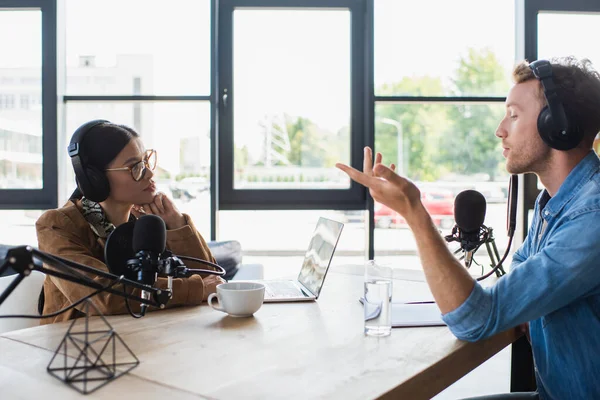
[0,0,57,209]
[216,0,369,211]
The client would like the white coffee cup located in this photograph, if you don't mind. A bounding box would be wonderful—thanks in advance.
[207,282,265,317]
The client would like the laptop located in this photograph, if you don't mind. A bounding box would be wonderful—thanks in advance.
[258,217,344,302]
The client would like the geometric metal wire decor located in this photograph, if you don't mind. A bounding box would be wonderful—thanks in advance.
[46,300,140,394]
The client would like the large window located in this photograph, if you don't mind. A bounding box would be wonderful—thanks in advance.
[0,1,57,209]
[60,0,213,235]
[64,0,210,96]
[538,12,600,66]
[0,10,42,189]
[374,0,515,98]
[214,0,368,269]
[231,9,351,192]
[372,0,515,277]
[218,0,366,211]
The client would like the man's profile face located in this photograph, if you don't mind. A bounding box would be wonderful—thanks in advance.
[495,80,551,174]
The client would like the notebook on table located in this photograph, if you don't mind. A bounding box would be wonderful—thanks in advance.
[361,298,446,327]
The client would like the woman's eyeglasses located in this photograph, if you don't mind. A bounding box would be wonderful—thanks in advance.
[105,149,157,182]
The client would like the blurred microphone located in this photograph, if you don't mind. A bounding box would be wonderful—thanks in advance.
[128,215,166,315]
[104,220,135,278]
[105,214,227,315]
[451,190,487,268]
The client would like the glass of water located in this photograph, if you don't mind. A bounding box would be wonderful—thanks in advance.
[364,260,393,337]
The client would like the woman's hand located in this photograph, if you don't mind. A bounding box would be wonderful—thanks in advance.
[132,192,187,230]
[202,275,226,301]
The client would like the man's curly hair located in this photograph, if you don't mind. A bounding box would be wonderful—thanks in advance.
[512,56,600,146]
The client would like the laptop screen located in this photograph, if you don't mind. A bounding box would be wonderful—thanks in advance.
[297,217,344,296]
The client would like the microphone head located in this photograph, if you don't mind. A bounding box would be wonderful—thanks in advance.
[104,220,136,276]
[132,215,166,255]
[454,190,486,234]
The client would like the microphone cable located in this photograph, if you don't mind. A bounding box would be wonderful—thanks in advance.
[165,253,227,277]
[124,285,144,319]
[476,233,514,281]
[477,174,518,281]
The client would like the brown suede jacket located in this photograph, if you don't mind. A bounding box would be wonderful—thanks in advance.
[36,200,217,325]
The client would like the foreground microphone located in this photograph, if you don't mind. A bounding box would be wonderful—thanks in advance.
[105,216,227,284]
[129,215,166,315]
[453,190,487,268]
[104,220,135,278]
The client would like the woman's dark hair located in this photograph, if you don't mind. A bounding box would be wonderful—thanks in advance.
[70,122,140,200]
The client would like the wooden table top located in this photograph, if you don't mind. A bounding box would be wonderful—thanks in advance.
[0,266,520,399]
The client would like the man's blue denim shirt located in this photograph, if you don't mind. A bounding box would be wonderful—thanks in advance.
[442,151,600,399]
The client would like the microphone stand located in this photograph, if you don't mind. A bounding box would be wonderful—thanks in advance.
[445,225,507,278]
[483,227,506,278]
[0,245,172,395]
[124,250,225,316]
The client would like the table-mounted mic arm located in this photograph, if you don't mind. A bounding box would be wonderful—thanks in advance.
[481,227,505,277]
[0,245,172,309]
[0,245,171,395]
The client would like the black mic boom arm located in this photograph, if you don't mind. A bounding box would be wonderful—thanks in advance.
[0,245,172,309]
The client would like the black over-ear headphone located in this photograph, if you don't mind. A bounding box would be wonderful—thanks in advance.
[529,59,583,151]
[68,119,112,202]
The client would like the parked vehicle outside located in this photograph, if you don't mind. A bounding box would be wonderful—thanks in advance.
[374,188,455,229]
[170,177,210,201]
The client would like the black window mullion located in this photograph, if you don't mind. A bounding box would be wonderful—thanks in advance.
[0,0,44,6]
[210,0,219,241]
[375,96,506,103]
[0,0,57,210]
[526,0,600,14]
[62,95,211,102]
[365,0,375,260]
[217,0,234,212]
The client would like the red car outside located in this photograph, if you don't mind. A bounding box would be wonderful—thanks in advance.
[374,189,455,229]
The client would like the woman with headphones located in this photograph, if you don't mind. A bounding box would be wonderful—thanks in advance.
[35,120,225,324]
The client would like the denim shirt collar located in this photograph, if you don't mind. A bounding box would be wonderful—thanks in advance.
[542,150,600,218]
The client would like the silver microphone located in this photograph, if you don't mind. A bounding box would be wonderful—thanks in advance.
[464,249,475,269]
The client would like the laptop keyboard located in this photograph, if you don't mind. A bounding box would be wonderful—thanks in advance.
[265,281,309,298]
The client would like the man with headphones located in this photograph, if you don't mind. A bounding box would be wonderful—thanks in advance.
[337,57,600,399]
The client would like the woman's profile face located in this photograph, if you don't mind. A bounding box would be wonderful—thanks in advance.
[104,138,156,205]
